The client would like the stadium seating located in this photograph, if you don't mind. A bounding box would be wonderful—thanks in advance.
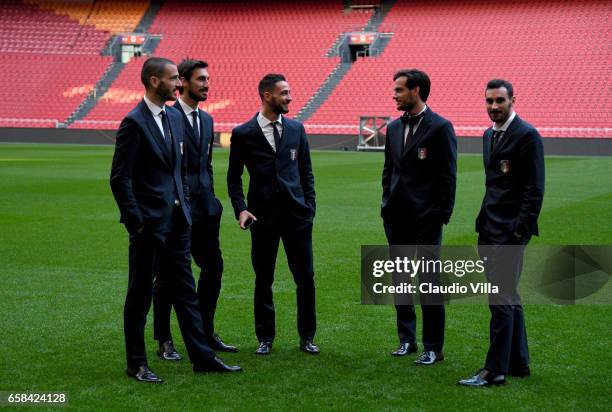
[307,0,611,137]
[0,1,109,54]
[25,0,150,35]
[80,0,372,131]
[1,0,609,138]
[0,53,112,127]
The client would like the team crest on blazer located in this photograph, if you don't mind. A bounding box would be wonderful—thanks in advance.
[290,149,297,161]
[418,147,427,160]
[500,159,510,173]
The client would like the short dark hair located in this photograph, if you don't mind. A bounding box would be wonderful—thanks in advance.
[393,69,431,102]
[258,73,286,100]
[486,79,514,98]
[141,57,175,88]
[178,58,208,82]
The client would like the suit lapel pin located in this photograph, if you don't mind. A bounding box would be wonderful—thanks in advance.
[500,159,510,173]
[290,149,297,161]
[418,147,427,160]
[180,141,183,155]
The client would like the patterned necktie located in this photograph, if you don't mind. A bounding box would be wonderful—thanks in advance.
[491,130,503,151]
[271,121,281,151]
[191,110,200,148]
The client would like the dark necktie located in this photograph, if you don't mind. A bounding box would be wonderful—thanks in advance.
[271,121,281,152]
[400,111,425,150]
[491,130,503,151]
[160,110,172,150]
[191,110,201,148]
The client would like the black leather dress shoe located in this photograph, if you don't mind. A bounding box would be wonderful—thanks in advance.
[299,340,320,355]
[193,356,242,373]
[391,342,418,357]
[458,369,506,387]
[508,366,531,377]
[126,365,163,383]
[255,341,272,355]
[414,350,444,365]
[157,340,182,361]
[209,334,238,353]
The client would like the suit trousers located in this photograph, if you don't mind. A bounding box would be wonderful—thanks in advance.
[249,202,316,343]
[124,206,215,368]
[478,234,530,375]
[383,217,445,352]
[153,212,224,341]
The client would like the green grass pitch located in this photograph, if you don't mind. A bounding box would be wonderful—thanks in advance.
[0,143,610,410]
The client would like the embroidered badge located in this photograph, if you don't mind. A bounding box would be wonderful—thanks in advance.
[418,147,427,160]
[500,159,510,173]
[290,149,297,161]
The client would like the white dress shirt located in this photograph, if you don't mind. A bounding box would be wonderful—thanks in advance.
[404,104,428,142]
[178,98,200,132]
[257,112,283,151]
[143,95,168,139]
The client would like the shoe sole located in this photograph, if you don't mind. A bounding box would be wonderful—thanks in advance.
[158,354,182,361]
[414,357,444,365]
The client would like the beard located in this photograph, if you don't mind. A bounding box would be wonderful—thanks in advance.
[271,100,289,114]
[157,84,176,101]
[189,88,207,102]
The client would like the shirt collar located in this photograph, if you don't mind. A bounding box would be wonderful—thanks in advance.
[257,112,282,128]
[178,98,198,116]
[143,95,165,117]
[493,111,516,132]
[415,104,428,117]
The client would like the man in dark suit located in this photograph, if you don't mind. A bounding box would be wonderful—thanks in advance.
[459,79,544,387]
[381,69,457,365]
[227,73,318,355]
[110,57,241,383]
[152,59,237,360]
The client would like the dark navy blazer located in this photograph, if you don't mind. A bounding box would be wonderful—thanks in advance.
[173,101,222,221]
[476,115,545,240]
[227,114,315,221]
[381,108,457,224]
[110,99,191,233]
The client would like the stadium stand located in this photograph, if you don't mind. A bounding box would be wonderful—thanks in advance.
[0,53,112,127]
[0,1,109,54]
[76,0,372,130]
[24,0,150,35]
[0,0,609,139]
[307,0,611,137]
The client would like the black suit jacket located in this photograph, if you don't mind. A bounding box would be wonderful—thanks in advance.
[227,114,315,221]
[110,99,191,233]
[381,108,457,224]
[476,115,545,240]
[173,101,222,221]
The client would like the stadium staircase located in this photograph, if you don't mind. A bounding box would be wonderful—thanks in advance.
[63,61,126,127]
[298,0,396,122]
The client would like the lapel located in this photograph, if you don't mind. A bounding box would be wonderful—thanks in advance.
[402,108,432,158]
[139,100,172,169]
[277,116,291,154]
[389,120,404,161]
[198,111,211,159]
[248,114,276,155]
[489,115,521,162]
[483,128,492,165]
[165,106,179,168]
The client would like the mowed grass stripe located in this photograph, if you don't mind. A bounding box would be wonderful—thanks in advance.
[0,144,610,410]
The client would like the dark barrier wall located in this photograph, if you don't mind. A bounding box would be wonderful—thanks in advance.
[1,128,612,156]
